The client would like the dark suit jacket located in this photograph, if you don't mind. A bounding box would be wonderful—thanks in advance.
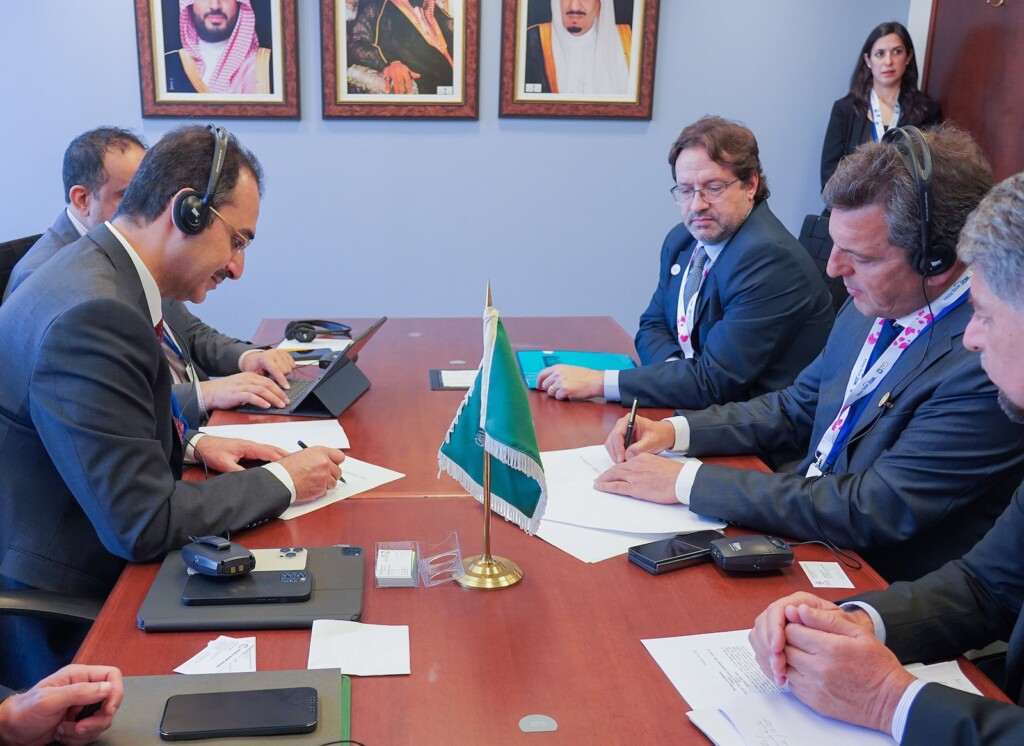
[820,94,942,189]
[622,201,834,409]
[852,488,1024,743]
[0,224,289,600]
[6,211,259,425]
[683,297,1024,581]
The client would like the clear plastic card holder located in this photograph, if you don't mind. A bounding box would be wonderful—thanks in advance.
[374,541,419,588]
[417,532,465,587]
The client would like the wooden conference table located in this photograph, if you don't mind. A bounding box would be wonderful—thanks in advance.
[74,317,1005,743]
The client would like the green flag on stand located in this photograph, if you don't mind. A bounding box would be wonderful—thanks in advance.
[438,303,547,534]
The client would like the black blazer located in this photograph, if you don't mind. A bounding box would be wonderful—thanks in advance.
[852,487,1024,742]
[820,94,942,190]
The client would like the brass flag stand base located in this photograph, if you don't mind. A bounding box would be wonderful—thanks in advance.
[457,437,523,590]
[456,554,523,589]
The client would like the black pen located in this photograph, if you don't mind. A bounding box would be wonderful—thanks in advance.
[298,440,346,483]
[623,399,638,450]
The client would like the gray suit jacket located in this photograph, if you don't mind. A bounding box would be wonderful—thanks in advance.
[852,487,1024,743]
[0,224,289,600]
[623,202,834,409]
[6,211,259,424]
[683,297,1024,581]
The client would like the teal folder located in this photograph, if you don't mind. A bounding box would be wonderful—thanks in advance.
[516,349,637,388]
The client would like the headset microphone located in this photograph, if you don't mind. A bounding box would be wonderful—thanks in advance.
[881,126,957,277]
[172,124,229,235]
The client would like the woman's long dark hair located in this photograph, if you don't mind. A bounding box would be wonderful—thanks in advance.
[846,21,934,126]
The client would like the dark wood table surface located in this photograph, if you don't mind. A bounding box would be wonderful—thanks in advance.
[74,317,1008,743]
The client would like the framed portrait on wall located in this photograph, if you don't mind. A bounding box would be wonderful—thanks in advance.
[321,0,479,119]
[499,0,659,119]
[134,0,300,118]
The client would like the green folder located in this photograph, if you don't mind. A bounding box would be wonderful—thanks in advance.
[516,349,637,388]
[94,669,350,745]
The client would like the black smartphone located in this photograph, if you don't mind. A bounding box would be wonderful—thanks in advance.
[159,687,318,741]
[181,570,312,606]
[628,529,725,575]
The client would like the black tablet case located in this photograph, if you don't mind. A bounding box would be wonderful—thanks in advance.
[137,547,363,632]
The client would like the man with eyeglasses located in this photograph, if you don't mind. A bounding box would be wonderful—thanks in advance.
[595,125,1024,584]
[5,127,296,428]
[0,125,346,689]
[538,116,834,410]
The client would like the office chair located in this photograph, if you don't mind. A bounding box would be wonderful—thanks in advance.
[0,588,102,690]
[0,233,42,302]
[0,588,103,625]
[797,214,848,315]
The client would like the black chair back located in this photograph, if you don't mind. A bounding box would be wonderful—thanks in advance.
[0,234,42,302]
[798,214,847,314]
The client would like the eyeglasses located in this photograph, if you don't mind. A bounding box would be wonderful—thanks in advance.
[208,205,252,254]
[669,179,740,205]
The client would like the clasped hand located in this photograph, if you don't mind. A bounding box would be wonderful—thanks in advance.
[748,591,915,734]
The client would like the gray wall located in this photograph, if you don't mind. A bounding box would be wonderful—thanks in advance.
[0,1,907,339]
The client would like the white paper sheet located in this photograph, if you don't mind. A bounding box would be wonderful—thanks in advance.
[642,629,782,711]
[275,338,354,353]
[904,660,982,694]
[174,635,256,675]
[278,456,405,520]
[200,419,350,450]
[647,628,984,746]
[540,445,725,534]
[799,561,855,588]
[536,519,680,563]
[307,620,410,676]
[439,369,477,388]
[697,691,894,745]
[274,338,354,365]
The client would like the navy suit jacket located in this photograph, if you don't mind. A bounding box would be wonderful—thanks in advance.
[852,488,1024,743]
[6,211,258,425]
[683,296,1024,581]
[0,224,288,600]
[622,201,834,409]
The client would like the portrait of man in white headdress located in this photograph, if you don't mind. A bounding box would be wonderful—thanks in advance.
[523,0,633,96]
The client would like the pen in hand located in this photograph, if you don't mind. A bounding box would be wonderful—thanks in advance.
[623,399,638,450]
[298,440,346,484]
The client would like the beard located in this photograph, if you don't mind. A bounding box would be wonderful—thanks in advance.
[190,6,239,43]
[998,390,1024,424]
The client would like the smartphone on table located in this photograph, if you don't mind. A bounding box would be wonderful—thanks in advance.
[158,686,318,740]
[628,529,725,575]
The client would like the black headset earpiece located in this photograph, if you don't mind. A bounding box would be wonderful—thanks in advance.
[172,124,229,235]
[284,320,353,344]
[882,125,956,277]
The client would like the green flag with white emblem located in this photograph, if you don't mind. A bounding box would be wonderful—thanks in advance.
[438,303,547,533]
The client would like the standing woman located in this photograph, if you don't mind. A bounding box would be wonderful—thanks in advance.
[820,22,941,189]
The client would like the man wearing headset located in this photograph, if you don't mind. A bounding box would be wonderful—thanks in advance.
[595,125,1024,583]
[5,126,295,426]
[749,172,1024,744]
[0,125,345,689]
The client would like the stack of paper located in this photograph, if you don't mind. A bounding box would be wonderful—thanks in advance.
[535,445,725,562]
[642,628,982,745]
[199,420,405,519]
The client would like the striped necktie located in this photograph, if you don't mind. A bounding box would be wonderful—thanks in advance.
[682,245,708,310]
